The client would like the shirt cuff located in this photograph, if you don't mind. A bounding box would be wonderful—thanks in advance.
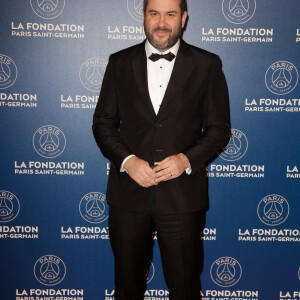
[120,154,135,172]
[185,166,192,175]
[181,153,192,175]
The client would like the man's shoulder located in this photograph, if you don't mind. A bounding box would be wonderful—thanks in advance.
[183,40,219,61]
[110,42,145,61]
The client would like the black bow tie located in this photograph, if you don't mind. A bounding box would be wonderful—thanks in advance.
[148,52,175,62]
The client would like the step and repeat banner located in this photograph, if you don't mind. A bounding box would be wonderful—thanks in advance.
[1,0,299,299]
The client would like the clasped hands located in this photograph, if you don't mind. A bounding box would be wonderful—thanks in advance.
[123,154,190,188]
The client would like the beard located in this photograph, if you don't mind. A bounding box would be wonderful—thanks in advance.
[144,22,182,51]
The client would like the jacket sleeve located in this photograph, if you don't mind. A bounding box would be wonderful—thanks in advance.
[92,55,132,170]
[183,56,231,175]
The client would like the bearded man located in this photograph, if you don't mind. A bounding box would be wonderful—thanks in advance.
[93,0,230,299]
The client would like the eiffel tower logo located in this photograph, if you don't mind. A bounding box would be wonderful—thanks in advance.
[42,262,59,279]
[225,136,241,155]
[218,263,235,281]
[265,202,282,219]
[87,198,104,217]
[40,133,59,152]
[0,198,12,216]
[0,62,10,83]
[230,0,248,17]
[87,65,102,86]
[273,68,291,88]
[38,0,57,12]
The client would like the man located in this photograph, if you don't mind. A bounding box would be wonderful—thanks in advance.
[92,0,230,299]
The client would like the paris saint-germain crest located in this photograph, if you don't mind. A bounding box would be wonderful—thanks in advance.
[210,256,242,287]
[265,61,299,95]
[257,194,289,226]
[30,0,65,19]
[222,0,256,24]
[79,192,108,223]
[34,255,66,286]
[79,58,107,92]
[33,125,66,158]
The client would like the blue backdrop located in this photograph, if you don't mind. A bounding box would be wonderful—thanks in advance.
[1,1,299,300]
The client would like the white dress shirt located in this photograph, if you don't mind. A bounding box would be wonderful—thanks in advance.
[121,40,191,174]
[145,39,179,114]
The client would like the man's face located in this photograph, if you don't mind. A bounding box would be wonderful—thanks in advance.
[144,0,187,52]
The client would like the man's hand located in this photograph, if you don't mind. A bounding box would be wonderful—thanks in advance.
[123,156,158,188]
[153,153,190,182]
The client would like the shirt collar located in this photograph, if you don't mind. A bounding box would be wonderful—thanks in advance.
[145,39,180,60]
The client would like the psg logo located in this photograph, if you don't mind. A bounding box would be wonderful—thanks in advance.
[0,190,20,223]
[34,255,66,286]
[222,0,256,24]
[79,192,108,223]
[0,54,18,89]
[210,256,242,287]
[127,0,143,22]
[219,129,248,161]
[30,0,65,19]
[257,194,289,226]
[33,125,66,158]
[265,61,299,95]
[79,58,107,92]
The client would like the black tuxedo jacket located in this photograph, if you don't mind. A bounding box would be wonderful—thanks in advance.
[93,40,230,213]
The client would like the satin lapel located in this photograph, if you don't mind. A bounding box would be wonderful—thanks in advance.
[157,41,195,117]
[131,43,156,118]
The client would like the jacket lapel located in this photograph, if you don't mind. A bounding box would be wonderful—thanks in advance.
[131,42,156,118]
[157,40,195,117]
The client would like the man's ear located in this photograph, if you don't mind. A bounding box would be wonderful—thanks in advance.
[181,11,188,28]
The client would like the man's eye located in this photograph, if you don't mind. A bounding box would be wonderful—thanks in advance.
[168,13,175,17]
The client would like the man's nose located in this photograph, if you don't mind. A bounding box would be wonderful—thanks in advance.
[158,15,167,27]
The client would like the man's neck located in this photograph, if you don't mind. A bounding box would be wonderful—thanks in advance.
[145,39,180,57]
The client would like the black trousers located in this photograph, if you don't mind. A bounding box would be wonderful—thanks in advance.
[108,195,206,300]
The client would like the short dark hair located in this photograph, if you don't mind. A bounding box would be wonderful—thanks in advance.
[143,0,187,15]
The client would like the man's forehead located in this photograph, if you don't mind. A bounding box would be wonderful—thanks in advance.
[146,0,181,11]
